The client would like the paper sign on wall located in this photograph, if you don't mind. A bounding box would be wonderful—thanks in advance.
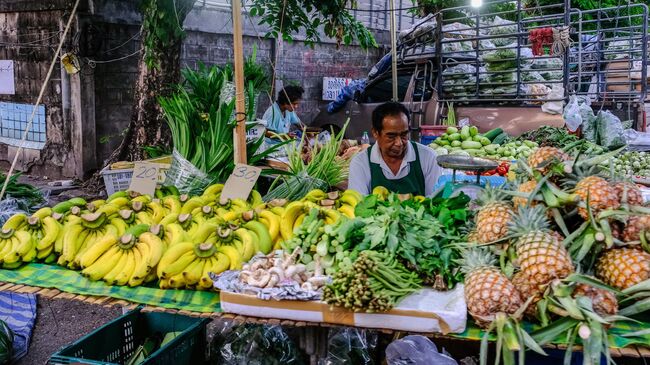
[220,164,262,203]
[128,162,159,196]
[322,77,352,101]
[0,61,15,95]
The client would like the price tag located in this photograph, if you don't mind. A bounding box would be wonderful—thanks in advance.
[220,164,262,203]
[128,162,158,196]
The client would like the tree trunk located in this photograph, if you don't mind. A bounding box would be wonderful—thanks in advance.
[110,36,182,162]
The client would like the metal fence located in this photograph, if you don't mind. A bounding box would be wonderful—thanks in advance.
[396,0,648,104]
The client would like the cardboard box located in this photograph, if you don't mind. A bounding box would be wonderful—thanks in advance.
[606,76,642,93]
[220,286,468,334]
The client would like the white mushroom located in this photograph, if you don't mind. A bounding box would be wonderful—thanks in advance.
[242,263,251,271]
[239,270,253,283]
[308,276,329,288]
[268,267,285,281]
[247,269,271,287]
[266,272,280,288]
[301,281,314,291]
[283,247,302,269]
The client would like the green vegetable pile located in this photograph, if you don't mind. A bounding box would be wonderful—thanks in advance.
[282,208,364,275]
[354,193,471,289]
[0,172,44,211]
[610,151,650,178]
[517,126,606,156]
[323,250,421,312]
[429,126,538,161]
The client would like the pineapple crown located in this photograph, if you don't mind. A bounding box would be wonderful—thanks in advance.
[561,163,605,190]
[460,247,497,274]
[475,183,511,207]
[507,205,551,236]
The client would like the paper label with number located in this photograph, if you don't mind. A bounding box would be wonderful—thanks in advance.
[220,164,262,203]
[128,162,159,196]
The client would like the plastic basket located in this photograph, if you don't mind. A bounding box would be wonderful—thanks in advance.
[420,135,438,145]
[48,307,210,365]
[100,156,172,197]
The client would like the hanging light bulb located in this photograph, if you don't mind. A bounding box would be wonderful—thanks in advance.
[471,0,483,7]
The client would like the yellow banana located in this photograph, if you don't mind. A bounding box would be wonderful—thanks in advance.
[36,244,54,260]
[323,209,341,225]
[33,207,53,220]
[127,245,145,287]
[248,189,263,207]
[202,183,224,197]
[182,258,205,285]
[280,202,306,240]
[79,232,118,268]
[337,204,355,219]
[217,245,242,270]
[161,251,196,279]
[168,272,187,289]
[3,214,27,231]
[139,232,164,266]
[82,246,121,281]
[243,221,272,254]
[103,249,128,284]
[164,223,187,247]
[259,211,280,242]
[157,242,194,278]
[230,199,250,212]
[0,237,15,261]
[211,252,230,275]
[112,250,135,286]
[303,189,327,203]
[180,197,206,215]
[147,201,166,224]
[162,196,182,215]
[234,228,257,260]
[292,213,306,233]
[37,216,60,250]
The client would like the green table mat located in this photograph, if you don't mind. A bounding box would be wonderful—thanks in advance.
[454,319,650,349]
[0,263,221,313]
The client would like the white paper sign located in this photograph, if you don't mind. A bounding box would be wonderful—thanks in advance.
[322,77,352,101]
[0,61,15,95]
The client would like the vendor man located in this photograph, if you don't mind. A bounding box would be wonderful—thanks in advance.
[262,85,306,136]
[348,102,443,196]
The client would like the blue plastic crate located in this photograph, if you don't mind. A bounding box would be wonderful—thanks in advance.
[421,135,438,145]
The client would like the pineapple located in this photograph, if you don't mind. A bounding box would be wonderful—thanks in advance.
[511,270,543,318]
[572,283,618,317]
[527,147,570,175]
[462,248,523,328]
[475,186,513,243]
[513,180,538,211]
[622,215,650,242]
[466,229,479,244]
[508,206,575,290]
[574,176,620,220]
[613,181,644,206]
[595,247,650,290]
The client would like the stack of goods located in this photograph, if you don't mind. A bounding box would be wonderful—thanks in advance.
[460,144,650,363]
[429,126,539,161]
[481,49,518,96]
[441,64,481,99]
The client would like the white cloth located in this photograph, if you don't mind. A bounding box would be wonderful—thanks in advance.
[348,142,443,197]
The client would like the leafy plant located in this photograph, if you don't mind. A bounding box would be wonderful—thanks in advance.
[249,0,377,49]
[264,122,350,201]
[160,66,286,182]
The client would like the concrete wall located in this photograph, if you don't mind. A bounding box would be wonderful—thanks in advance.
[1,0,403,177]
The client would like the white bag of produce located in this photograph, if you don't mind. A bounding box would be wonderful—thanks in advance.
[563,95,582,131]
[541,85,565,115]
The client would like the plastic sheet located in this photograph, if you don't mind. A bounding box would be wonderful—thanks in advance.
[486,17,517,46]
[327,80,367,113]
[319,328,378,365]
[597,110,626,149]
[163,149,213,195]
[386,335,458,365]
[210,323,305,365]
[563,95,582,131]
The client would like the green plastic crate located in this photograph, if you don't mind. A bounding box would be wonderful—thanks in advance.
[48,307,210,365]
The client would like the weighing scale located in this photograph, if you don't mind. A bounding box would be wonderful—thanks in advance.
[434,155,500,199]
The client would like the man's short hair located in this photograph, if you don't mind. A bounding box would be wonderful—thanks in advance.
[277,85,304,106]
[372,101,410,133]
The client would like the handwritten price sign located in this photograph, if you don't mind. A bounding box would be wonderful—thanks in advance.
[220,164,262,203]
[128,162,159,196]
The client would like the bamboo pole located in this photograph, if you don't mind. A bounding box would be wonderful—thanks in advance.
[389,0,398,101]
[232,0,247,164]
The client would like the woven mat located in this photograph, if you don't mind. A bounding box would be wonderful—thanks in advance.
[0,263,220,313]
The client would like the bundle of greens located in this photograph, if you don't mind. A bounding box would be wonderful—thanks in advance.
[0,172,44,210]
[160,64,283,182]
[353,193,470,289]
[264,123,350,201]
[323,250,422,312]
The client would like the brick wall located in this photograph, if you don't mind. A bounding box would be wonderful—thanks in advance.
[0,7,76,177]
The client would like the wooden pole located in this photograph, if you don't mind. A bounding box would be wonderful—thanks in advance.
[232,0,247,164]
[389,0,398,101]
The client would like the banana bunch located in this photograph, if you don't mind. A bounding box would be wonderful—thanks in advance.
[157,224,234,290]
[57,209,124,269]
[300,189,362,218]
[149,223,188,249]
[51,197,87,217]
[0,226,36,268]
[129,199,166,224]
[158,195,182,215]
[4,207,61,264]
[80,224,165,286]
[280,201,341,241]
[253,209,281,249]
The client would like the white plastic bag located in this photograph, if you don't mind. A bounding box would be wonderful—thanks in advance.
[541,85,565,115]
[563,95,582,131]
